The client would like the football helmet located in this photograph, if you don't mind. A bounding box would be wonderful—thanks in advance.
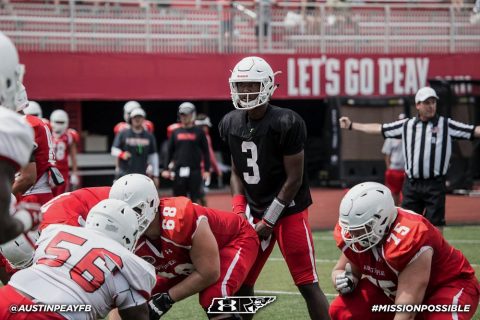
[109,174,159,234]
[23,100,43,118]
[123,101,141,122]
[85,199,140,251]
[338,182,397,253]
[0,230,40,269]
[0,32,24,111]
[229,56,280,110]
[50,109,69,135]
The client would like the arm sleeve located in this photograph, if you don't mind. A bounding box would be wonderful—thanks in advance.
[148,134,158,154]
[167,135,175,165]
[199,131,210,172]
[218,117,227,142]
[147,153,160,177]
[448,118,475,140]
[111,132,124,156]
[382,119,408,139]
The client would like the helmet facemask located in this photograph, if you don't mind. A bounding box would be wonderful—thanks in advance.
[230,79,274,110]
[339,217,383,253]
[131,198,158,234]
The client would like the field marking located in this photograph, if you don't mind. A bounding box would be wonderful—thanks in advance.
[256,290,337,298]
[267,257,479,267]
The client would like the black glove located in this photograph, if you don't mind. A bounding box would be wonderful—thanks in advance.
[148,292,175,320]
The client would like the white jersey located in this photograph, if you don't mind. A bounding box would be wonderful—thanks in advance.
[9,224,156,320]
[0,107,34,170]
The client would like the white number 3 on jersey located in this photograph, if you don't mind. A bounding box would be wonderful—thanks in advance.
[241,141,260,184]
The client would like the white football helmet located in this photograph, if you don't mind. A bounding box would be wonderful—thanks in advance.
[229,56,280,110]
[109,174,159,234]
[338,182,397,253]
[0,230,40,269]
[0,32,24,111]
[123,101,141,122]
[85,199,140,251]
[50,109,69,135]
[23,100,43,118]
[0,195,39,269]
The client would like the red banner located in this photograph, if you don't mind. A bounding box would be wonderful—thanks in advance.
[19,52,480,100]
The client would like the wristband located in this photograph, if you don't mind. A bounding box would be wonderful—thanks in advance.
[348,121,353,130]
[232,194,247,215]
[263,198,286,226]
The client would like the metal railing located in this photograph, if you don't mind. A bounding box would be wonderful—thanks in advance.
[1,0,479,53]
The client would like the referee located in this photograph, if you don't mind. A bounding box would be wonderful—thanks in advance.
[339,87,480,230]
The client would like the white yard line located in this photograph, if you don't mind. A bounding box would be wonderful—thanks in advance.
[256,290,337,298]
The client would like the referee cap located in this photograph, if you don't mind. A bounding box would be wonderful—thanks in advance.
[415,87,439,104]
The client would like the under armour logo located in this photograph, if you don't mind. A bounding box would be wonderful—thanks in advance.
[217,299,237,312]
[208,296,276,314]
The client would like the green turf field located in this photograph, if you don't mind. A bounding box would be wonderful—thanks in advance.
[163,225,480,320]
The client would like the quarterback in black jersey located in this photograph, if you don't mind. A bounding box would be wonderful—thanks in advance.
[219,56,330,320]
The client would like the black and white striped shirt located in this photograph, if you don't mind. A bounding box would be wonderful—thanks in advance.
[382,115,475,179]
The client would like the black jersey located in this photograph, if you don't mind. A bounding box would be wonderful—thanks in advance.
[219,104,312,219]
[168,126,210,171]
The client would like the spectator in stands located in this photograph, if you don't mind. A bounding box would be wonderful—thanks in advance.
[111,108,159,187]
[255,0,274,39]
[195,113,223,205]
[162,102,210,203]
[339,87,480,232]
[381,113,406,205]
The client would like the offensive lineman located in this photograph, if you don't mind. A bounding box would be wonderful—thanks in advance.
[38,174,259,319]
[330,182,479,320]
[0,32,36,244]
[218,56,330,319]
[0,199,156,320]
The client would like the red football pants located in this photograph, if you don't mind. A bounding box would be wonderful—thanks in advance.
[244,209,319,287]
[330,277,480,320]
[153,222,259,309]
[0,285,66,319]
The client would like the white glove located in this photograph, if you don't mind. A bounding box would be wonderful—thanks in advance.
[335,263,357,295]
[70,173,79,186]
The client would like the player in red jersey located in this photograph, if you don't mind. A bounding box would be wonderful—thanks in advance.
[329,182,480,320]
[50,109,80,196]
[0,175,158,283]
[13,97,59,206]
[137,196,259,319]
[113,101,155,134]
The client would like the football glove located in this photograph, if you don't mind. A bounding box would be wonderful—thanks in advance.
[335,263,357,295]
[148,292,175,320]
